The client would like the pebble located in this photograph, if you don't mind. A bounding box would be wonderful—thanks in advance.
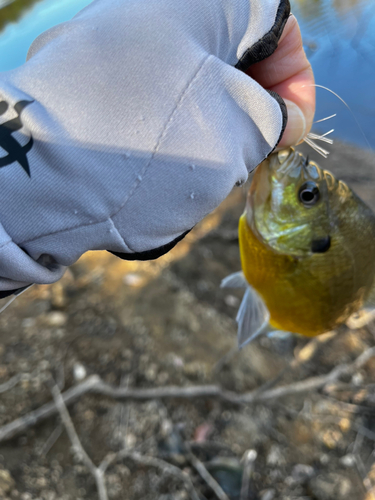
[73,362,87,381]
[157,371,169,384]
[0,469,15,494]
[145,365,158,382]
[260,490,276,500]
[45,311,67,327]
[321,428,343,449]
[266,445,286,467]
[123,273,143,287]
[224,295,239,307]
[291,464,315,483]
[175,492,190,500]
[183,361,206,380]
[340,453,356,467]
[351,372,364,386]
[124,433,137,449]
[309,473,352,500]
[20,494,32,500]
[0,365,8,379]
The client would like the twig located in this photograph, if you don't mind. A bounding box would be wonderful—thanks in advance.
[51,383,109,500]
[353,431,373,494]
[1,347,375,444]
[52,382,200,500]
[185,443,230,500]
[0,374,22,394]
[101,450,201,500]
[240,450,257,500]
[0,375,101,443]
[254,331,337,395]
[38,424,63,457]
[118,375,131,449]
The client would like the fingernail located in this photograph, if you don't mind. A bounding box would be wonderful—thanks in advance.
[278,99,306,147]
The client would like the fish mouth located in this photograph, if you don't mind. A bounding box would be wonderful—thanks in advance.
[270,148,304,179]
[247,148,299,211]
[245,148,306,250]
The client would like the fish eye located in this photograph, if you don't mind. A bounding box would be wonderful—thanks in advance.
[298,182,320,206]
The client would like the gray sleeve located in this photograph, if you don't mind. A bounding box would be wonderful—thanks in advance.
[0,0,289,291]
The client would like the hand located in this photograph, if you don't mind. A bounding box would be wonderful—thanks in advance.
[0,0,316,292]
[247,14,315,147]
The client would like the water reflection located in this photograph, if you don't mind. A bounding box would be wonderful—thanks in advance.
[0,0,44,32]
[290,0,375,149]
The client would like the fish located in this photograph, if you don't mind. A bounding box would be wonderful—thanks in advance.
[222,147,375,348]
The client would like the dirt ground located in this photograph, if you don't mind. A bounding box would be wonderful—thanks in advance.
[1,142,375,500]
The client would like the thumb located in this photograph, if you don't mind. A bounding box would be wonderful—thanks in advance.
[247,15,315,148]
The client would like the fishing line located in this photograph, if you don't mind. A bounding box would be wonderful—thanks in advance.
[303,83,373,152]
[0,284,34,314]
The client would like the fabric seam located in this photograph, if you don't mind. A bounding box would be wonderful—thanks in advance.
[18,54,211,249]
[108,216,134,253]
[108,53,211,217]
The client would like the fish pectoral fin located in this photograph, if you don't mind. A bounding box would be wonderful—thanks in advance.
[346,308,375,330]
[220,271,247,289]
[236,286,270,348]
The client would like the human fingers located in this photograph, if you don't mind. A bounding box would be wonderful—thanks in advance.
[247,14,315,148]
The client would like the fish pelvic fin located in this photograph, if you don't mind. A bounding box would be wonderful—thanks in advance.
[236,285,270,349]
[220,271,247,289]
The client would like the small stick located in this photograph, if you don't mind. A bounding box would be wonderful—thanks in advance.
[1,347,374,444]
[0,374,22,394]
[0,375,101,443]
[38,424,63,457]
[101,450,201,500]
[52,382,200,500]
[51,383,109,500]
[185,443,230,500]
[240,450,257,500]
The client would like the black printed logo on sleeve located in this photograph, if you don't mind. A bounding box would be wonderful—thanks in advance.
[0,99,34,177]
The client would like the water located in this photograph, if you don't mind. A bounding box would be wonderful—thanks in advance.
[290,0,375,149]
[0,0,374,149]
[0,0,92,70]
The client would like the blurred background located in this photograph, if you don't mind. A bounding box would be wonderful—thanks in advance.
[0,1,375,499]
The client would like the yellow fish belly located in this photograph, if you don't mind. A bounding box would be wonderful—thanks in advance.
[239,214,364,336]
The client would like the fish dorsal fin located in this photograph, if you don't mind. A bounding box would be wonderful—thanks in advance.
[236,286,270,348]
[220,271,247,289]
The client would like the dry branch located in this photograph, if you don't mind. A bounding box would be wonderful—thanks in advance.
[0,375,100,443]
[0,346,374,444]
[51,383,109,500]
[240,450,257,500]
[0,373,22,394]
[123,451,201,500]
[185,443,230,500]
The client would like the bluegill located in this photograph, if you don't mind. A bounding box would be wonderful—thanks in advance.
[222,147,375,347]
